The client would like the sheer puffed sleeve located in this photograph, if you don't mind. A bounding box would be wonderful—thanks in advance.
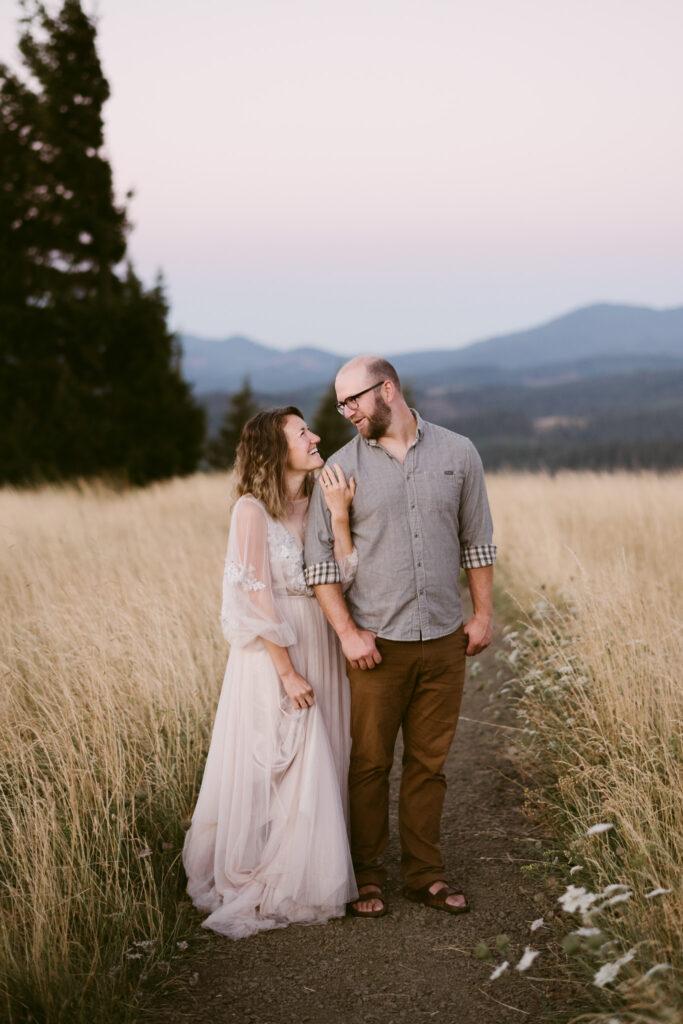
[220,497,297,649]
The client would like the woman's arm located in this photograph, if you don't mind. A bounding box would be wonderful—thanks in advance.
[262,638,314,709]
[319,463,356,560]
[223,498,313,708]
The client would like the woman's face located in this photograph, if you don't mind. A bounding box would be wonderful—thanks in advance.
[283,415,323,473]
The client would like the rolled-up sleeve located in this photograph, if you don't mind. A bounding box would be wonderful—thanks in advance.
[458,441,497,569]
[303,478,341,586]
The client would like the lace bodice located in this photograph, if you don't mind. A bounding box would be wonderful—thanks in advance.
[266,516,312,597]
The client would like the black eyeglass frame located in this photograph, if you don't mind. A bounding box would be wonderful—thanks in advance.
[335,381,385,416]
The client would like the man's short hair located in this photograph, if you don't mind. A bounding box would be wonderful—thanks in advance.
[367,357,401,392]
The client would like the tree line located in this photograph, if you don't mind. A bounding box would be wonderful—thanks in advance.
[0,1,356,486]
[1,0,204,485]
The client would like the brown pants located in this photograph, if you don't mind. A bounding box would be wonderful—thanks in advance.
[346,626,467,891]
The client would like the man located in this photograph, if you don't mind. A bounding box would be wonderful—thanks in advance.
[304,355,497,917]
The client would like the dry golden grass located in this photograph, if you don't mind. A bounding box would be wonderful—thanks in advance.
[0,474,233,1022]
[488,471,683,1023]
[0,471,680,1022]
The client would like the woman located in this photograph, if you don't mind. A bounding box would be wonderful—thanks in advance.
[183,407,358,939]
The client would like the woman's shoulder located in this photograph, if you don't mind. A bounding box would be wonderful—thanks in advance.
[232,493,270,522]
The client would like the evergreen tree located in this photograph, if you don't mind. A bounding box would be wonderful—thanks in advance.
[310,379,354,460]
[0,1,204,484]
[206,377,260,469]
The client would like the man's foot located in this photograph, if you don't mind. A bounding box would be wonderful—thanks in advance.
[403,881,469,915]
[348,884,387,918]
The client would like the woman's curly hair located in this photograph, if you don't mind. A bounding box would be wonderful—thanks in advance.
[233,406,314,520]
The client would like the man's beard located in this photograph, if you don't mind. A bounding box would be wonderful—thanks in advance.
[356,394,392,439]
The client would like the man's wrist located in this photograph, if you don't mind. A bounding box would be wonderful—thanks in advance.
[338,620,360,642]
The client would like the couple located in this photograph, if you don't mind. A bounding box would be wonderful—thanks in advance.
[182,355,497,938]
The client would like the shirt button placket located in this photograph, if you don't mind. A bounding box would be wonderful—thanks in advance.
[407,453,428,638]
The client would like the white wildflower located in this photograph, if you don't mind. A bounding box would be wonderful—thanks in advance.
[572,927,602,936]
[643,963,671,979]
[645,888,671,899]
[565,717,575,725]
[569,865,584,875]
[598,891,632,908]
[125,952,142,960]
[176,940,188,950]
[558,885,600,915]
[133,940,156,949]
[601,884,631,894]
[586,823,614,836]
[136,847,153,858]
[530,918,545,932]
[516,947,540,972]
[489,961,509,980]
[593,948,636,988]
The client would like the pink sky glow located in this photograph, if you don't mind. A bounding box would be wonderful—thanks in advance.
[2,0,682,353]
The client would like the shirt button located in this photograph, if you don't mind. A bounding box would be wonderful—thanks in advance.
[414,533,418,538]
[411,504,415,510]
[417,561,422,567]
[419,589,424,595]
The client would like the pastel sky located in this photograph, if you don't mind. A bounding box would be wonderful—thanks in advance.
[3,0,683,353]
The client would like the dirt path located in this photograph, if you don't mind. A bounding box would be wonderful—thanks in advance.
[150,632,572,1024]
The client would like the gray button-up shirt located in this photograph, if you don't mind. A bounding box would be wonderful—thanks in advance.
[304,413,497,641]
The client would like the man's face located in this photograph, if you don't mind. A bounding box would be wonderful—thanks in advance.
[336,372,392,440]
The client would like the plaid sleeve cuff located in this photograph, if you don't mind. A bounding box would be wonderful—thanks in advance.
[304,560,341,586]
[460,544,497,569]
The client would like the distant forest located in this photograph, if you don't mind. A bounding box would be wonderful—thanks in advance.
[423,369,683,471]
[201,366,683,473]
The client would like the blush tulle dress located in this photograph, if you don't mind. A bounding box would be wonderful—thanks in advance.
[182,494,358,939]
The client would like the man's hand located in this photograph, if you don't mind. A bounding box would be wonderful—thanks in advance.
[463,612,493,656]
[340,627,382,671]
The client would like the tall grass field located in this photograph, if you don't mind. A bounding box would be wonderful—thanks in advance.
[488,472,682,1023]
[1,471,681,1023]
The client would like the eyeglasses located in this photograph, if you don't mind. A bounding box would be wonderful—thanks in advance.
[336,381,385,416]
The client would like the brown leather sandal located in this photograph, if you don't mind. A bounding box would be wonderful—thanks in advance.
[403,882,469,915]
[348,885,388,918]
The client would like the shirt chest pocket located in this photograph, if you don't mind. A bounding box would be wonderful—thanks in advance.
[417,470,463,512]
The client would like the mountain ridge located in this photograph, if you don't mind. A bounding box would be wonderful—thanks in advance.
[180,302,683,394]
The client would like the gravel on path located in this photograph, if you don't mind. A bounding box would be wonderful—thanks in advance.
[149,635,575,1024]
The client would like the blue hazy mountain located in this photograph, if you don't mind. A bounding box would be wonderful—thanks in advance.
[181,303,683,394]
[181,335,343,393]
